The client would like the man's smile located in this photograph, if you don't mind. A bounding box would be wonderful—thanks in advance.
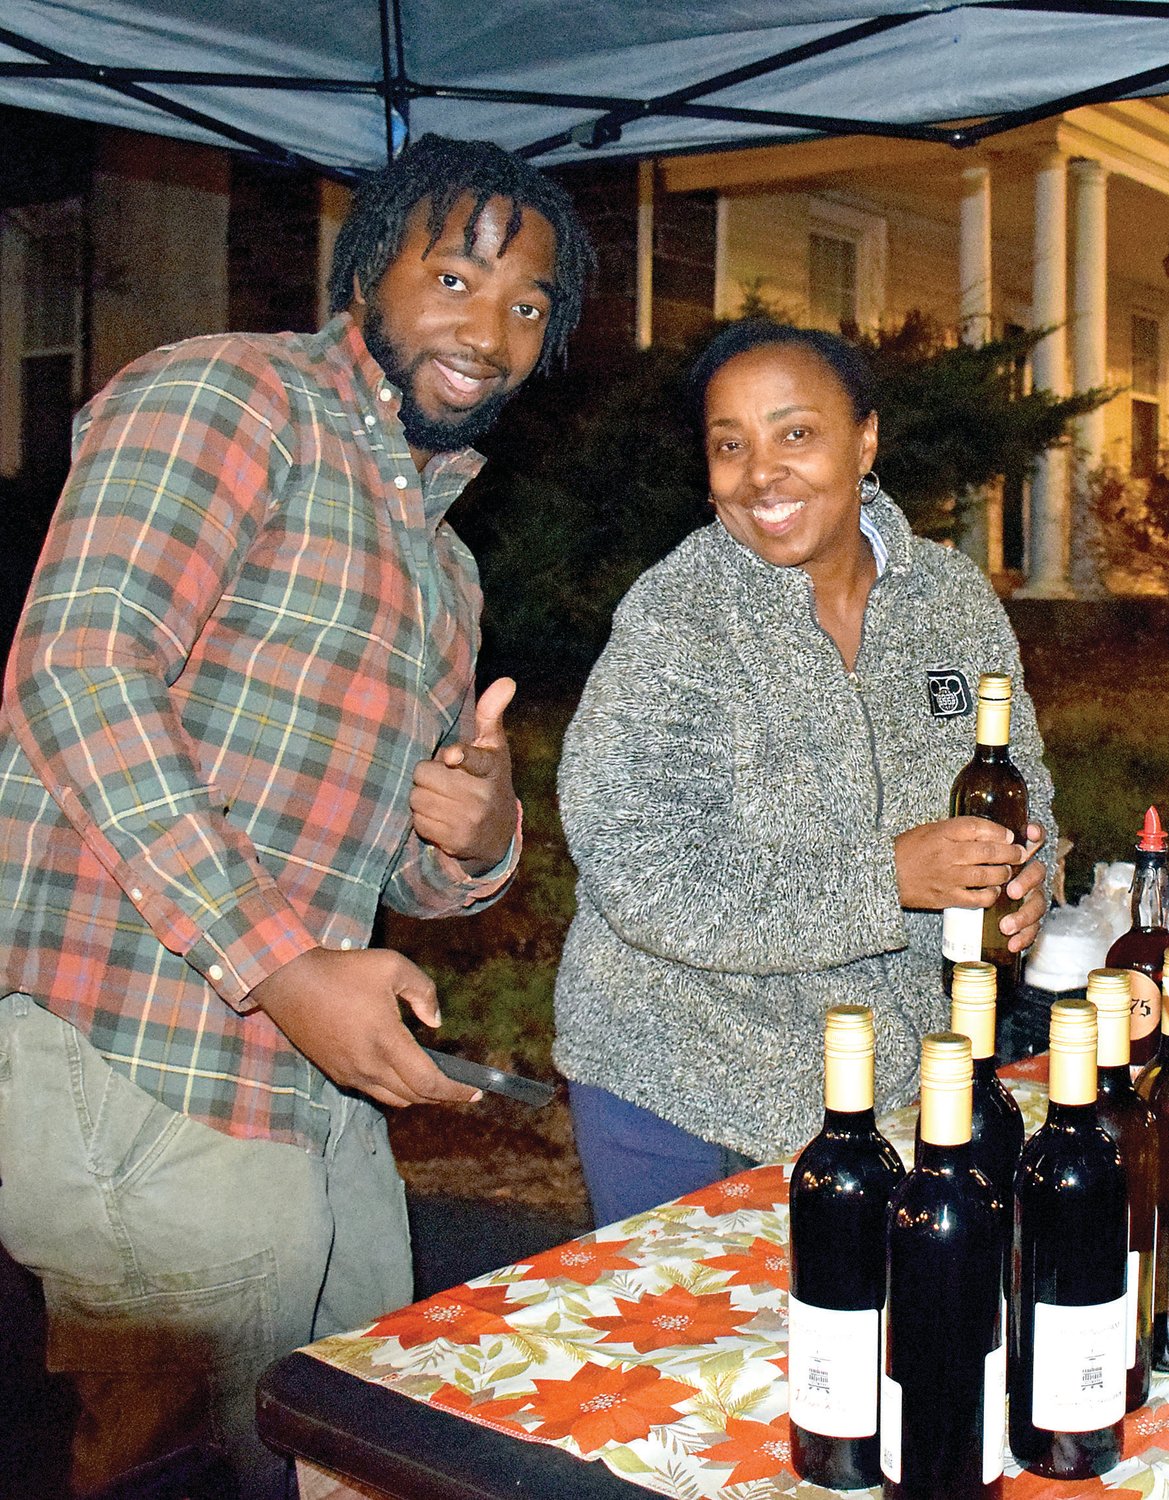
[430,356,505,408]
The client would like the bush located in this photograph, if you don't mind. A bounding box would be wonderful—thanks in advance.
[1085,462,1169,594]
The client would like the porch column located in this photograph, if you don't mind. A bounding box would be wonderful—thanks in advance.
[958,165,1001,572]
[1070,157,1109,595]
[636,159,654,351]
[959,165,993,344]
[1017,150,1074,598]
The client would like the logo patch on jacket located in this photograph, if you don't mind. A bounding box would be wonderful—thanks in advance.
[927,669,973,717]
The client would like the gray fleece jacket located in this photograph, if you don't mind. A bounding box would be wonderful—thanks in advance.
[553,496,1055,1161]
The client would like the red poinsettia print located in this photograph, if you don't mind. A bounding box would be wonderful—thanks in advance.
[586,1283,745,1352]
[701,1235,789,1290]
[698,1414,793,1485]
[518,1237,639,1286]
[428,1383,530,1428]
[528,1361,697,1453]
[677,1164,789,1213]
[364,1284,518,1348]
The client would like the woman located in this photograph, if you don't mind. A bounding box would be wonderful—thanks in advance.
[553,319,1053,1226]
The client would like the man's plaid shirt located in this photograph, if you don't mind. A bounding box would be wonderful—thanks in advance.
[0,314,519,1151]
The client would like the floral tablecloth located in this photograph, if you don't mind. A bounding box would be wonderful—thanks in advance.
[298,1055,1169,1499]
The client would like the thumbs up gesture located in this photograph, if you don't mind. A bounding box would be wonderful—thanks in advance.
[409,677,518,873]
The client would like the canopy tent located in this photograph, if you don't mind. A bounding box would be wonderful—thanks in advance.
[2,1,1169,177]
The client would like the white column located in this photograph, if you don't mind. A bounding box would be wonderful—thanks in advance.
[1069,157,1109,596]
[959,166,993,345]
[635,159,654,351]
[957,165,1001,573]
[1017,150,1074,598]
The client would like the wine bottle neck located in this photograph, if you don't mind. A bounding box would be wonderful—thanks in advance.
[972,1054,1000,1083]
[823,1058,874,1113]
[1131,850,1169,928]
[1098,1063,1135,1098]
[1045,1099,1098,1128]
[1049,1045,1098,1106]
[974,696,1011,748]
[821,1106,878,1133]
[915,1138,972,1173]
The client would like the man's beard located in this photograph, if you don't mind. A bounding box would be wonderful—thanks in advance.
[363,305,517,454]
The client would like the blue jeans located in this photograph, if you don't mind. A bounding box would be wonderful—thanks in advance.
[0,994,413,1500]
[568,1081,760,1227]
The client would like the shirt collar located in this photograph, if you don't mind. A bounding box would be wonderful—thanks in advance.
[329,312,487,524]
[859,504,889,578]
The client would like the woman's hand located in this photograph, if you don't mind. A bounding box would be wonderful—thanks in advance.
[1000,823,1049,952]
[895,818,1049,951]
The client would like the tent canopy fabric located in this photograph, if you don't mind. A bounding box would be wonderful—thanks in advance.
[3,1,1169,174]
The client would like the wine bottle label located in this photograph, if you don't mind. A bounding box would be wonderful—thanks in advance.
[943,906,984,962]
[982,1335,1007,1483]
[787,1294,879,1437]
[1031,1295,1126,1432]
[879,1369,902,1483]
[1127,1248,1140,1369]
[1129,971,1161,1044]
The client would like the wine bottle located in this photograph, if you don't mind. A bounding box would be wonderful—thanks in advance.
[1105,806,1169,1067]
[942,673,1029,1010]
[1009,998,1128,1479]
[882,1034,1006,1500]
[789,1005,907,1490]
[1135,976,1169,1371]
[1086,968,1158,1409]
[949,960,1024,1214]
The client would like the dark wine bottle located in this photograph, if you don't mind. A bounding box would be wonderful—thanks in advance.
[882,1033,1005,1500]
[789,1005,906,1490]
[1009,999,1128,1479]
[1087,967,1158,1410]
[949,959,1024,1214]
[1105,806,1169,1067]
[1135,975,1169,1372]
[942,673,1028,1009]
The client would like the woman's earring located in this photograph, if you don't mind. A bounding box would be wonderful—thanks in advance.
[858,471,880,505]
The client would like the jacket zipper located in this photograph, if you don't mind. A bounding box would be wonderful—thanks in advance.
[846,670,884,828]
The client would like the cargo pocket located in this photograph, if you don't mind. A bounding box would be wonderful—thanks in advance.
[43,1247,277,1485]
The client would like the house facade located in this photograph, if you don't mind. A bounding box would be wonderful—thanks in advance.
[652,100,1169,596]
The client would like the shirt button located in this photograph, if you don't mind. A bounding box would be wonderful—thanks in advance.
[340,938,352,951]
[378,387,393,403]
[393,474,408,489]
[364,413,376,428]
[208,964,224,982]
[130,887,143,901]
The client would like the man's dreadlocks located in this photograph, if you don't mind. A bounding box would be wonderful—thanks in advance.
[328,134,594,373]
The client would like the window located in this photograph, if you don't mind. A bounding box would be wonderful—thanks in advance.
[3,201,84,493]
[809,232,858,329]
[1131,314,1161,480]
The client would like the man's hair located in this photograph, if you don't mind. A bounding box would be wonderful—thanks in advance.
[688,318,878,426]
[328,133,595,373]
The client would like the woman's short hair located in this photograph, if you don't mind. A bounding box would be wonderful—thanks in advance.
[688,318,877,426]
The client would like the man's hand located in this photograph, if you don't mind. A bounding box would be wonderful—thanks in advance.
[249,947,480,1109]
[410,676,517,875]
[895,818,1049,953]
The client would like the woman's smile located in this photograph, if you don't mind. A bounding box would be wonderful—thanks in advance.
[749,496,807,533]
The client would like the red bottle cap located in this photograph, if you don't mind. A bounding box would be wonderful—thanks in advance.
[1138,806,1168,852]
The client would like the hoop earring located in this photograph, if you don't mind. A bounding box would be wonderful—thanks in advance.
[858,470,880,505]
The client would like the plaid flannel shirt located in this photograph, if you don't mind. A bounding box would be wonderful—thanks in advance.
[0,313,519,1151]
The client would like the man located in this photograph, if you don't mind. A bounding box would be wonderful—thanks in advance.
[0,133,592,1497]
